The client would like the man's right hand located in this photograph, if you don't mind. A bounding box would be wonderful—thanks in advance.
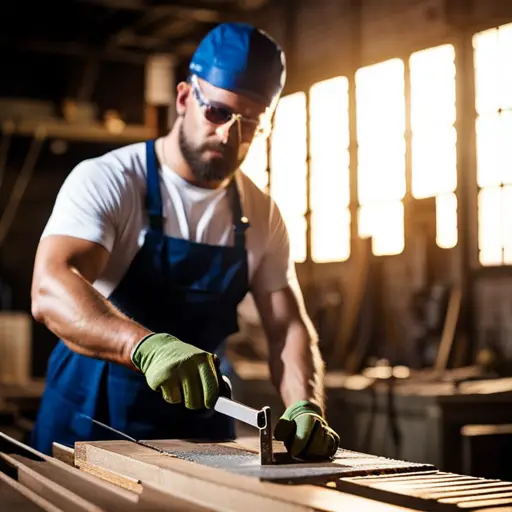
[132,333,221,410]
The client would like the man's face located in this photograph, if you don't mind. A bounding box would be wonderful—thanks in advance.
[177,76,269,184]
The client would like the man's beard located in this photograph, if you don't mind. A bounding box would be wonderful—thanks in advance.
[179,124,239,183]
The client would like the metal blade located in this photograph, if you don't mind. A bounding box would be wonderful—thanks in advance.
[213,397,273,465]
[214,396,267,429]
[81,415,170,455]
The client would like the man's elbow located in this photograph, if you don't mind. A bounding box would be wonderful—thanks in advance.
[31,284,45,324]
[30,273,52,325]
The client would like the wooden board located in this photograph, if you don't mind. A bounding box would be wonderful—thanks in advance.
[0,431,211,511]
[3,454,212,512]
[75,440,416,512]
[52,443,75,467]
[0,471,62,511]
[130,437,434,484]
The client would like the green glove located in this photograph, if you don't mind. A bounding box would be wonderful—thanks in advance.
[274,400,340,460]
[132,333,221,410]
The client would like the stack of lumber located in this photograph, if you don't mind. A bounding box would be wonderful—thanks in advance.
[3,431,512,511]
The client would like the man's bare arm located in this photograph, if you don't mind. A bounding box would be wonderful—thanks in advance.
[31,235,151,368]
[252,282,325,411]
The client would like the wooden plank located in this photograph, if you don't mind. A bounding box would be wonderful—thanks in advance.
[336,478,446,512]
[1,453,103,512]
[0,430,140,498]
[0,471,62,511]
[138,482,217,511]
[2,453,139,511]
[2,453,212,512]
[75,440,415,512]
[78,461,143,494]
[52,443,75,467]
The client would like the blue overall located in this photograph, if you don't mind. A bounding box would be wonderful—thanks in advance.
[31,140,250,455]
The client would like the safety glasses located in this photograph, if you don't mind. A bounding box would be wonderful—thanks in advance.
[190,74,270,138]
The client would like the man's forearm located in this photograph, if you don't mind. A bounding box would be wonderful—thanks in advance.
[32,267,151,368]
[268,320,325,411]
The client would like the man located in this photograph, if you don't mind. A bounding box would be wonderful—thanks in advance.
[30,22,340,460]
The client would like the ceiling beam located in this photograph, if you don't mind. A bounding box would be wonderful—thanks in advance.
[0,39,148,64]
[0,37,200,63]
[74,0,226,22]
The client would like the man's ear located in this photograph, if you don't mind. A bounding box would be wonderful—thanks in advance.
[176,81,191,116]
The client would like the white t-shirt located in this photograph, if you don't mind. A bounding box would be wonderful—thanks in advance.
[42,141,297,301]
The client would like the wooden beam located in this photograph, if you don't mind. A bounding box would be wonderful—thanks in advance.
[75,0,224,21]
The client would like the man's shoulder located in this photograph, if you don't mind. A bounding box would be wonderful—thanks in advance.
[236,171,271,204]
[68,142,147,188]
[82,142,146,173]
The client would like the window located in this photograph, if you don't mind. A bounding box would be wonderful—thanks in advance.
[270,92,308,262]
[240,136,269,192]
[355,58,406,256]
[309,76,351,262]
[410,44,458,249]
[474,23,512,265]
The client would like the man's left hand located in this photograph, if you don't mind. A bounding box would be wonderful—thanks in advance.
[274,400,340,460]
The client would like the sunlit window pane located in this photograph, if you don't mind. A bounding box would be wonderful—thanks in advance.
[356,59,405,255]
[357,141,406,204]
[436,193,458,249]
[477,186,512,265]
[271,162,307,217]
[359,202,404,256]
[310,153,350,208]
[356,59,405,141]
[475,23,512,266]
[476,112,512,187]
[478,187,504,265]
[312,207,351,263]
[240,136,268,191]
[503,187,512,264]
[271,92,307,262]
[411,127,457,199]
[310,76,349,154]
[410,44,457,250]
[474,23,512,114]
[410,45,456,129]
[271,92,307,167]
[285,215,307,264]
[310,76,351,262]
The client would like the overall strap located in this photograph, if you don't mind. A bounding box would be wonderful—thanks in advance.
[227,176,249,249]
[145,139,164,231]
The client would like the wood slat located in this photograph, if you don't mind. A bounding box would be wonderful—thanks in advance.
[441,490,512,505]
[428,484,512,500]
[2,453,140,511]
[78,461,143,493]
[0,471,62,512]
[51,443,75,467]
[2,452,105,512]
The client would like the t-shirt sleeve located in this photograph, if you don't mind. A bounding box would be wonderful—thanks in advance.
[41,159,125,252]
[252,198,298,293]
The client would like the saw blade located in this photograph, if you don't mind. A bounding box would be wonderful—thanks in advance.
[79,414,172,455]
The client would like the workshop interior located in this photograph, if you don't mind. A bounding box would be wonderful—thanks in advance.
[2,0,512,510]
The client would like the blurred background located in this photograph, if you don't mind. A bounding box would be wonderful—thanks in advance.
[1,0,512,482]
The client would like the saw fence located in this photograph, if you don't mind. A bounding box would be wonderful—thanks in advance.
[2,431,512,511]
